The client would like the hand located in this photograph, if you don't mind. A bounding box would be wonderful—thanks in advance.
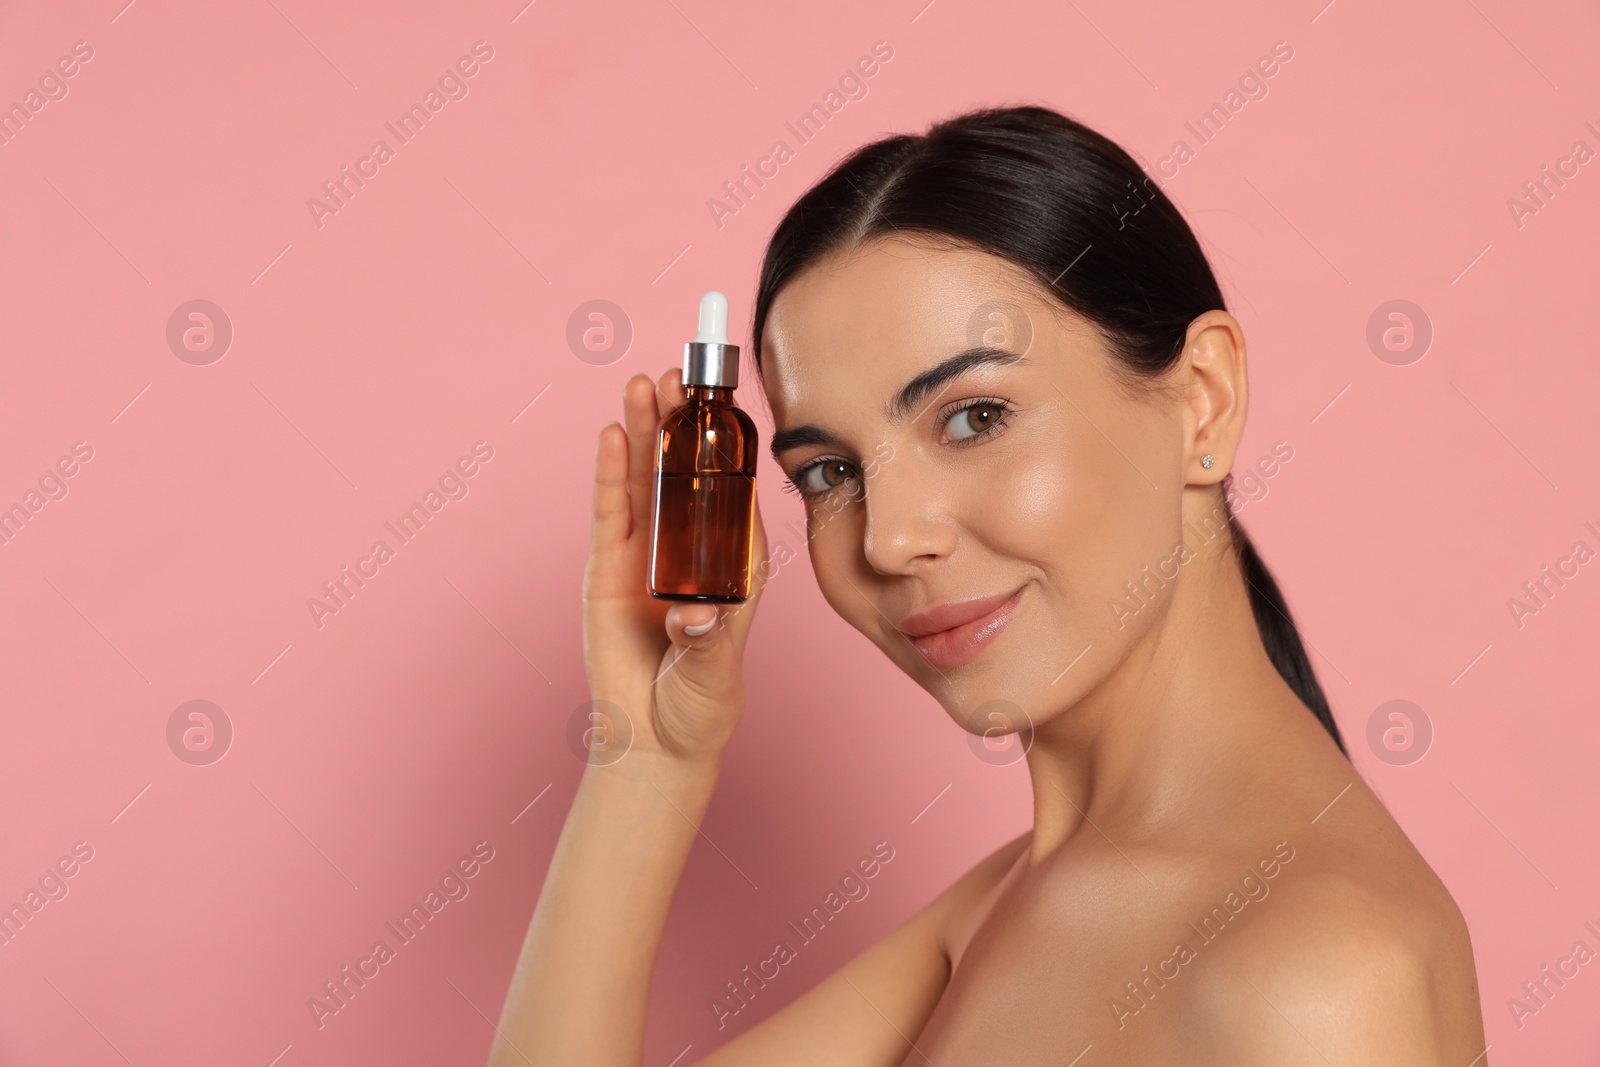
[580,367,771,768]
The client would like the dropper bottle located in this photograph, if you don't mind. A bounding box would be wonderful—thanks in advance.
[647,291,758,602]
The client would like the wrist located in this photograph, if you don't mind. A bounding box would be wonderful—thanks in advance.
[582,743,722,798]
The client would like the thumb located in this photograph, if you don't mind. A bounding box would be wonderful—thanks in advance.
[666,601,725,648]
[662,602,747,693]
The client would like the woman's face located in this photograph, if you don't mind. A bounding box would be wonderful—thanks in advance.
[761,236,1191,730]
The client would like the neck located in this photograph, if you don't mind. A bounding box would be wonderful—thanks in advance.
[1020,494,1318,867]
[686,385,729,403]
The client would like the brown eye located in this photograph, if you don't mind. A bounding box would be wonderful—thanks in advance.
[794,459,856,497]
[946,401,1007,442]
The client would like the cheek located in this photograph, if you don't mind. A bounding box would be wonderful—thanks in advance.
[805,505,876,630]
[982,435,1178,633]
[986,445,1071,535]
[805,502,930,674]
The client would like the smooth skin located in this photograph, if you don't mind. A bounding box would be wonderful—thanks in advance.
[488,235,1487,1066]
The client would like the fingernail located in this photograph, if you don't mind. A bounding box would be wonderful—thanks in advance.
[684,614,715,637]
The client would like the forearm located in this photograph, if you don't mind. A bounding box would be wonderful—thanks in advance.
[488,750,720,1067]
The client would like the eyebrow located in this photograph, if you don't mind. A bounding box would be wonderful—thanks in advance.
[769,346,1028,458]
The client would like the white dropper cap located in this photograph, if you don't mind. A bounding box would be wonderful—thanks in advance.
[694,291,731,344]
[684,290,740,388]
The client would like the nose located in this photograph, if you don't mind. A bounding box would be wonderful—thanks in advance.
[860,458,957,576]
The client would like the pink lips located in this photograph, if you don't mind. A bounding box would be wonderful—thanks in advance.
[897,585,1027,670]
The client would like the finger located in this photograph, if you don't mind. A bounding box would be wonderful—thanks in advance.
[622,374,662,536]
[718,492,771,645]
[590,421,632,553]
[657,365,686,414]
[754,486,772,573]
[667,602,719,643]
[743,487,770,599]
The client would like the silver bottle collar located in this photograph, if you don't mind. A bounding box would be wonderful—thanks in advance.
[684,341,740,388]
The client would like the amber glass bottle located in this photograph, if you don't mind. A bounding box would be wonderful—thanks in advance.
[648,291,758,603]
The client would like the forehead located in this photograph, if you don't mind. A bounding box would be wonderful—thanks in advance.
[760,237,1057,421]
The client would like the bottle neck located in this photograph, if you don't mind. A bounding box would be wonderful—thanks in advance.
[685,384,731,404]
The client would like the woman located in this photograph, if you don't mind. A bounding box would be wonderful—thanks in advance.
[490,105,1487,1065]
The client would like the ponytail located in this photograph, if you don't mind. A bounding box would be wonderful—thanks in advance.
[1226,507,1347,756]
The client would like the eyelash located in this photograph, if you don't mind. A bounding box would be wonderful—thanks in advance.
[781,396,1014,500]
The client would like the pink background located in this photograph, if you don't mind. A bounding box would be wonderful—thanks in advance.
[2,0,1597,1063]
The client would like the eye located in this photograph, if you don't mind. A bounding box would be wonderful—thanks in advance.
[784,458,856,499]
[941,398,1011,443]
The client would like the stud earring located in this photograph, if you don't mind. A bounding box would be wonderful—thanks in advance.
[1201,454,1215,469]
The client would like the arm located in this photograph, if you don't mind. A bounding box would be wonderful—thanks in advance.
[691,831,1032,1066]
[487,750,720,1066]
[488,369,769,1065]
[488,770,1020,1067]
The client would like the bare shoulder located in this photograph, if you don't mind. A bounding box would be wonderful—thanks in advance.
[1181,844,1486,1064]
[934,829,1032,958]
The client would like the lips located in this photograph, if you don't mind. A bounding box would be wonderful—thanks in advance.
[896,584,1027,670]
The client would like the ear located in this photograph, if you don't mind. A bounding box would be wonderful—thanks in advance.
[1179,310,1248,485]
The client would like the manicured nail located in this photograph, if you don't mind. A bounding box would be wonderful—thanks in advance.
[684,615,715,637]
